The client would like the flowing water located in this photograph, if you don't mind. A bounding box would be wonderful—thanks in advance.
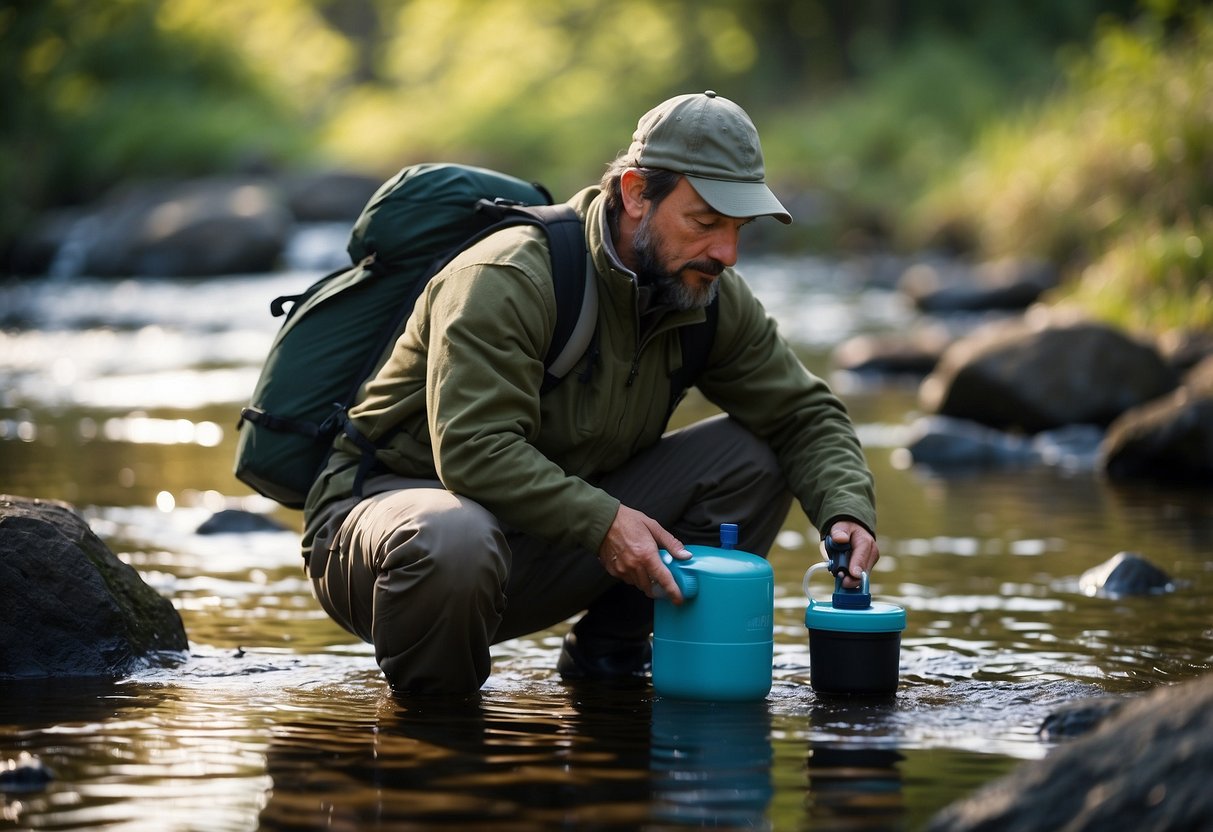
[1,242,1211,831]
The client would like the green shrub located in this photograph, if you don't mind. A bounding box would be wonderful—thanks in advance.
[1050,216,1213,334]
[906,8,1213,333]
[0,1,313,247]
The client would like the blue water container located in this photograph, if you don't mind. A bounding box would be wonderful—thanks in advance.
[653,524,774,702]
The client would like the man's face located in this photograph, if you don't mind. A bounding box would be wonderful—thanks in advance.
[631,177,751,311]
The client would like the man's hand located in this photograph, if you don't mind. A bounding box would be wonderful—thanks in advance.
[598,505,693,602]
[824,521,879,589]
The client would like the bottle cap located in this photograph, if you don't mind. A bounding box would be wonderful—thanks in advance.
[720,523,739,549]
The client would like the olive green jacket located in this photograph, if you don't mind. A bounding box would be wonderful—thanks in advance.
[303,186,875,554]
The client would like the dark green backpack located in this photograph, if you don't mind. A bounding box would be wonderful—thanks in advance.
[234,163,593,508]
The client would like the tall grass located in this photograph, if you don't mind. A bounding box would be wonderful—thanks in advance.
[909,10,1213,334]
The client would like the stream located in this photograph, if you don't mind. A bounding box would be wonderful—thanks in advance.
[1,242,1211,830]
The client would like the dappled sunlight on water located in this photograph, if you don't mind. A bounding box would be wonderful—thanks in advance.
[2,261,1210,829]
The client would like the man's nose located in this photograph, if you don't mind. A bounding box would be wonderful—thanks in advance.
[707,226,740,268]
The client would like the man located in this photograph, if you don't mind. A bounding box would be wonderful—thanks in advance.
[302,91,879,693]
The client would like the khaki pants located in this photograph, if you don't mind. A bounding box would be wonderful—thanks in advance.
[307,414,793,692]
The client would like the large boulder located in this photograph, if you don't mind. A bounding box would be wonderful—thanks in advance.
[72,177,290,277]
[928,673,1213,832]
[1099,356,1213,484]
[919,314,1180,433]
[0,495,187,679]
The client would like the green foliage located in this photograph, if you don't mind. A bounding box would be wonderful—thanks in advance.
[320,0,782,197]
[1051,218,1213,334]
[0,0,313,239]
[907,8,1213,333]
[760,35,1025,246]
[8,0,1196,341]
[3,1,1131,218]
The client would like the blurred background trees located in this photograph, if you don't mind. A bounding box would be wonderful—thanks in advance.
[2,0,1208,331]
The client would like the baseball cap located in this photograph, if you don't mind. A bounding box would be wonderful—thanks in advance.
[625,90,792,224]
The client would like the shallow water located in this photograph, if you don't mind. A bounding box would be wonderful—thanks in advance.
[1,250,1211,830]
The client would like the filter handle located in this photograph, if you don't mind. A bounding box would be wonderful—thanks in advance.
[823,534,851,578]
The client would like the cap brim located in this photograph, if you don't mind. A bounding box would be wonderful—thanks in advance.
[685,175,792,225]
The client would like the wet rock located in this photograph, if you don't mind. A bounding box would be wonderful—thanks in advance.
[904,416,1036,468]
[1099,356,1213,485]
[196,508,290,535]
[920,314,1180,434]
[1186,354,1213,395]
[832,325,952,378]
[0,752,55,794]
[848,252,914,291]
[928,672,1213,832]
[1028,424,1104,471]
[28,177,292,278]
[0,495,188,680]
[903,417,1102,471]
[89,177,292,277]
[1079,552,1174,598]
[898,257,1059,313]
[1037,696,1128,741]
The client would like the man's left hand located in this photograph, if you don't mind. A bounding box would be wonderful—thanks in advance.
[824,521,879,590]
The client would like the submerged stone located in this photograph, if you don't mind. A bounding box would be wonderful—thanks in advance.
[196,508,290,535]
[0,753,55,794]
[1037,696,1127,741]
[1079,552,1174,598]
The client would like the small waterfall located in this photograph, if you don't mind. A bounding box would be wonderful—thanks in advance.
[47,215,103,279]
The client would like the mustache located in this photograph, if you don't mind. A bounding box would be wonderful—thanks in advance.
[682,258,725,277]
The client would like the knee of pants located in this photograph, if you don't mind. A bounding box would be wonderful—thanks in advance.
[717,417,784,483]
[376,492,509,601]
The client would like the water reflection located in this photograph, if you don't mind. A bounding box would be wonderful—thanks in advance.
[258,686,656,829]
[806,744,905,831]
[650,698,774,828]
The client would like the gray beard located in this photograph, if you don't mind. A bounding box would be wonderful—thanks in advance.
[632,213,721,312]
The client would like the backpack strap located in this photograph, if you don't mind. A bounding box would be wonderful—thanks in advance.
[522,204,596,392]
[349,201,593,498]
[470,201,594,392]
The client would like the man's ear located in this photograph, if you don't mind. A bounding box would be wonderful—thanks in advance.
[620,169,648,221]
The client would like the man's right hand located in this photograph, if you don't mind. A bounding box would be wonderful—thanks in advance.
[597,504,692,602]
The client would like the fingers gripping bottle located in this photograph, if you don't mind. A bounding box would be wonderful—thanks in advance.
[653,524,774,701]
